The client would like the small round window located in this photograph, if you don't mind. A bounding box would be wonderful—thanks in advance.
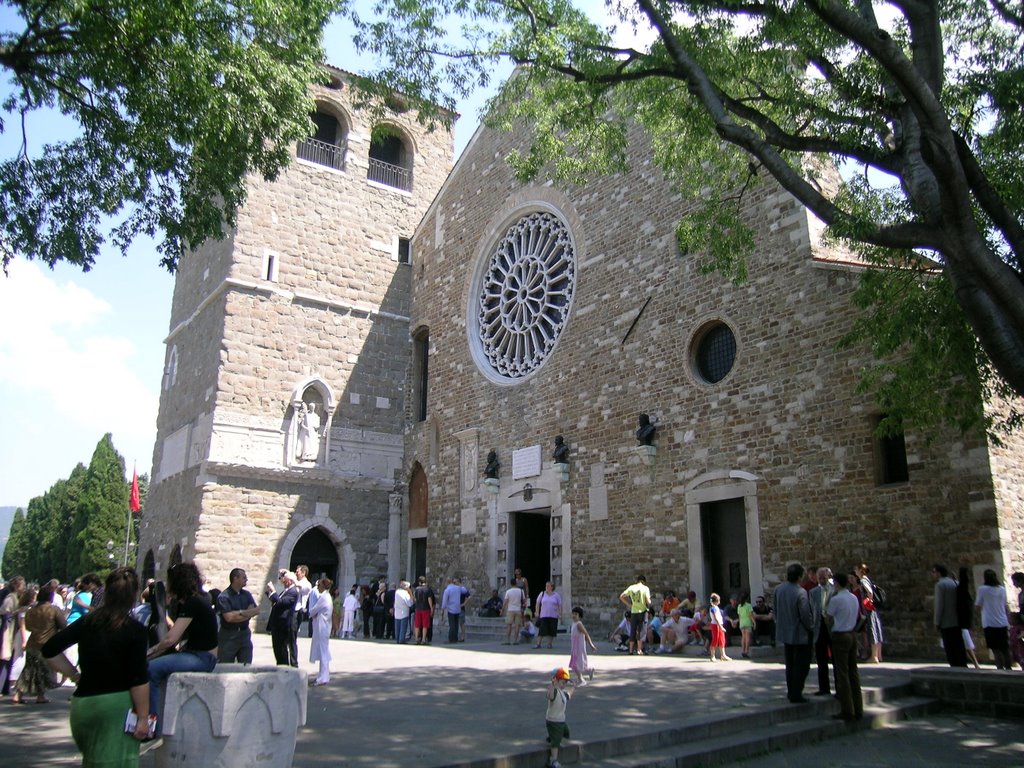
[693,321,737,384]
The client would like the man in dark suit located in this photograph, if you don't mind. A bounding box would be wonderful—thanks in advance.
[266,571,299,666]
[775,563,813,703]
[933,564,967,667]
[809,567,835,696]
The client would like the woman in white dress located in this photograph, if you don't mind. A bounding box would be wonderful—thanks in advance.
[341,587,360,638]
[309,578,333,686]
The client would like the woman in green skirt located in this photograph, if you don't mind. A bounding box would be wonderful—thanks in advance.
[43,568,151,766]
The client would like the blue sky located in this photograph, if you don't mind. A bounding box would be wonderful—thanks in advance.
[0,12,516,507]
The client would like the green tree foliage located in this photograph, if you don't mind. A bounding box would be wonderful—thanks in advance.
[1,507,30,578]
[37,464,87,581]
[339,0,1024,437]
[0,0,335,272]
[73,433,129,575]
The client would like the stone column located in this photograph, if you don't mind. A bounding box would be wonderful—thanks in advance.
[387,492,403,585]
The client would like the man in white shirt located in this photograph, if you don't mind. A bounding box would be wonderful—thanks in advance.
[502,579,526,644]
[294,565,313,638]
[48,579,66,612]
[657,609,695,653]
[393,581,415,644]
[826,573,863,721]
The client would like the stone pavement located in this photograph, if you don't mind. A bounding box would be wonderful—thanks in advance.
[0,633,1021,767]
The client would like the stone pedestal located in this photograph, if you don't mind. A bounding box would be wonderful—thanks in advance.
[157,665,307,768]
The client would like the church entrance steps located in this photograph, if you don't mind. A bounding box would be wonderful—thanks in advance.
[437,683,937,768]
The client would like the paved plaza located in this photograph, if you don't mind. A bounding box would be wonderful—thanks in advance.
[0,633,1021,767]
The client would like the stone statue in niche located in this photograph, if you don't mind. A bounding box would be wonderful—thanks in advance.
[553,435,569,465]
[636,413,656,446]
[297,402,322,462]
[484,450,500,480]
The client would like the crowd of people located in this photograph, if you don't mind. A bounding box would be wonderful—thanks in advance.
[2,559,1023,764]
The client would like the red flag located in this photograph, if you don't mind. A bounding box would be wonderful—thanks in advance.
[129,467,141,514]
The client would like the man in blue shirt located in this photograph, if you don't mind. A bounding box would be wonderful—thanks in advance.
[441,577,468,644]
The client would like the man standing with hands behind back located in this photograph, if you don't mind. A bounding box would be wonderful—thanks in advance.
[775,563,813,703]
[933,564,967,667]
[217,568,260,664]
[619,575,651,656]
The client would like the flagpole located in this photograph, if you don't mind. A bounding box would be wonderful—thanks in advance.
[124,500,132,565]
[126,463,140,566]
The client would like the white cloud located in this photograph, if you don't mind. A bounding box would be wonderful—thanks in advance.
[0,261,159,504]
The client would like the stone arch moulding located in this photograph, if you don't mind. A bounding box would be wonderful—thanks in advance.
[370,120,418,156]
[277,516,354,590]
[684,470,762,604]
[314,98,353,134]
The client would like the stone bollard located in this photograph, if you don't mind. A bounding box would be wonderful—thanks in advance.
[156,664,307,768]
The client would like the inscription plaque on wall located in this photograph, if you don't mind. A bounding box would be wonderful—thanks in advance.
[512,445,542,480]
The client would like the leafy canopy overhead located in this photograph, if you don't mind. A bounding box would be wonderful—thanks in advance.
[0,0,335,272]
[340,0,1024,436]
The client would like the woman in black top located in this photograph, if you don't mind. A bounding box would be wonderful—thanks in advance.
[43,567,151,765]
[146,562,218,736]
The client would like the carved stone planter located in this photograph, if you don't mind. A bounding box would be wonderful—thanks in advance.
[157,665,307,768]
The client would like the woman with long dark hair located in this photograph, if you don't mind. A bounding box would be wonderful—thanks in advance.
[42,567,151,764]
[146,562,218,736]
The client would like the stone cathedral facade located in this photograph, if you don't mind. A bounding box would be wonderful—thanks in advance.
[140,69,1023,656]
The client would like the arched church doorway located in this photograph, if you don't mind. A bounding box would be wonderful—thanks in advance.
[291,527,339,585]
[409,463,428,580]
[511,509,550,603]
[142,550,156,581]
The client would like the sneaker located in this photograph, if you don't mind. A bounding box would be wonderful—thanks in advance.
[721,656,732,661]
[548,761,562,768]
[709,656,717,662]
[139,738,164,756]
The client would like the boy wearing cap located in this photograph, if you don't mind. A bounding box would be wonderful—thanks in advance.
[545,667,577,768]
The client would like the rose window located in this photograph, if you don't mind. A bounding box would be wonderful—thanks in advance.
[475,211,576,381]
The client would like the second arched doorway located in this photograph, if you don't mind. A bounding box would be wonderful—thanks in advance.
[290,526,339,585]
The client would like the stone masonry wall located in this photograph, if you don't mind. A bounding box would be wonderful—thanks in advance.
[406,120,1003,658]
[143,70,453,588]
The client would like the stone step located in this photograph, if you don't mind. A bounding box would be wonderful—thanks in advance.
[441,684,935,768]
[575,696,939,768]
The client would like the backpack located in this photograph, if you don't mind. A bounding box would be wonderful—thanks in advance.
[871,581,888,611]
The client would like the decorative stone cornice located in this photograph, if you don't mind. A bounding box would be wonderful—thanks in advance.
[201,461,396,492]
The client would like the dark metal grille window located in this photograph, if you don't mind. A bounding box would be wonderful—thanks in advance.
[367,158,412,190]
[696,323,736,383]
[297,137,346,171]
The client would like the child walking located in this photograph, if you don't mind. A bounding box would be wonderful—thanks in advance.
[568,607,597,685]
[708,593,732,661]
[737,592,755,658]
[545,667,577,768]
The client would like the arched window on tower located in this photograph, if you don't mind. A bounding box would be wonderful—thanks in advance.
[368,126,412,191]
[412,327,429,422]
[297,107,347,171]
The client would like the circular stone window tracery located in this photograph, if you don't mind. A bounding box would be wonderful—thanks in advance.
[472,210,577,381]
